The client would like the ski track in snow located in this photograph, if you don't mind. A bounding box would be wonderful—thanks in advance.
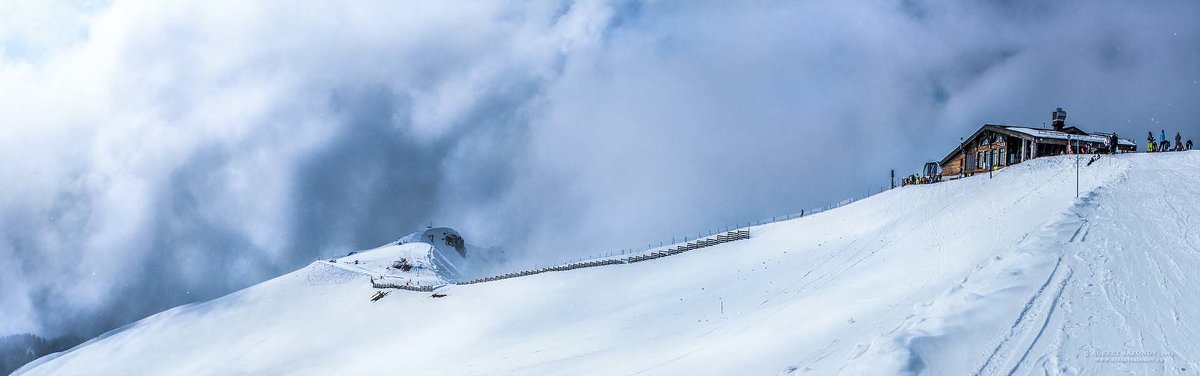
[979,193,1099,376]
[1021,154,1200,376]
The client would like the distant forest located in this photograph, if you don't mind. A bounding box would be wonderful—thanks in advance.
[0,334,83,375]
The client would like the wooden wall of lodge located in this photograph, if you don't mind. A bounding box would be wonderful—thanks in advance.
[965,139,1013,175]
[943,153,965,177]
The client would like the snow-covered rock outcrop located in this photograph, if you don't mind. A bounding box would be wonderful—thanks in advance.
[325,227,471,288]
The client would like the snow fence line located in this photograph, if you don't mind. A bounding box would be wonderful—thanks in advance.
[370,277,436,292]
[455,229,750,285]
[357,227,747,293]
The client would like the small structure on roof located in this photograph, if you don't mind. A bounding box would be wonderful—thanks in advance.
[939,107,1136,178]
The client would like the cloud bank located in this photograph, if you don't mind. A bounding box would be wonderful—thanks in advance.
[2,0,1198,351]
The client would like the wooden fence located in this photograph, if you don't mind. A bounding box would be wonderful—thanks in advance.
[370,277,436,292]
[455,229,750,285]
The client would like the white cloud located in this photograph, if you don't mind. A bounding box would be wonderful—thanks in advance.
[2,0,1198,351]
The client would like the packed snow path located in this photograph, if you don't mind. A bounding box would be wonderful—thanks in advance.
[18,152,1200,375]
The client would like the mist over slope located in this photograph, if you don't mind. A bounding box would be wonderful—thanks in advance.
[18,152,1200,375]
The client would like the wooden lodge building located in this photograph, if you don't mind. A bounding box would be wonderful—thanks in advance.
[940,107,1135,178]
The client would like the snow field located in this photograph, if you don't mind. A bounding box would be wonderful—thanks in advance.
[21,152,1200,375]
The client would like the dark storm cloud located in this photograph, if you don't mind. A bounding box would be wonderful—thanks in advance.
[1,1,1198,365]
[0,0,593,343]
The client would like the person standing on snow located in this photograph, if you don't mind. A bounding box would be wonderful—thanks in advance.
[1110,133,1119,154]
[1148,131,1156,152]
[1176,132,1183,151]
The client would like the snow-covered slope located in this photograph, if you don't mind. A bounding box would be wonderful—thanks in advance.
[18,152,1200,375]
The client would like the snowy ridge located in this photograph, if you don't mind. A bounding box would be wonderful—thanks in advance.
[321,228,752,291]
[442,182,890,288]
[19,152,1200,376]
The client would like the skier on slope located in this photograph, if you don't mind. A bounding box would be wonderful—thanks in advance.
[1188,139,1194,150]
[1176,132,1183,151]
[1148,132,1156,152]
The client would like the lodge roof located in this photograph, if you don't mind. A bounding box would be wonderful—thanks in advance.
[939,123,1133,166]
[1003,126,1109,144]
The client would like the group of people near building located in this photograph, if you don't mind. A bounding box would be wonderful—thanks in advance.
[900,174,940,187]
[1147,130,1194,152]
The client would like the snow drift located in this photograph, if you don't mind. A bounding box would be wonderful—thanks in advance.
[17,152,1200,375]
